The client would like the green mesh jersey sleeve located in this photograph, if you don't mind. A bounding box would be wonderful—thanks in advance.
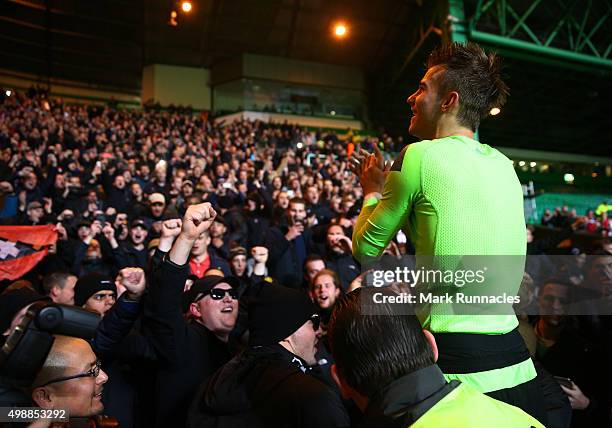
[352,140,433,261]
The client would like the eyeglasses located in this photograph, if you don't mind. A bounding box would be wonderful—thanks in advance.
[37,360,102,388]
[310,314,321,331]
[150,202,165,207]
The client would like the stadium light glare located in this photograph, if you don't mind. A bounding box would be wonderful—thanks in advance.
[518,161,525,167]
[333,23,348,39]
[5,90,11,97]
[181,1,192,13]
[490,107,501,115]
[530,162,536,167]
[296,142,303,149]
[563,173,575,183]
[169,10,178,26]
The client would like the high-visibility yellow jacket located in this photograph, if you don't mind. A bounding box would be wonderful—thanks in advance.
[412,382,545,428]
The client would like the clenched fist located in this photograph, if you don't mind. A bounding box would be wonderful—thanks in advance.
[181,203,217,241]
[161,218,182,239]
[117,267,146,301]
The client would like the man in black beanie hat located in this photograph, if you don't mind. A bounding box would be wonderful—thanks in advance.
[187,283,350,428]
[74,272,117,316]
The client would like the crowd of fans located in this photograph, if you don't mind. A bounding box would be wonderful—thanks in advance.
[0,90,609,427]
[540,203,611,236]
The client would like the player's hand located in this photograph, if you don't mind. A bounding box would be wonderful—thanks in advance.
[350,145,389,195]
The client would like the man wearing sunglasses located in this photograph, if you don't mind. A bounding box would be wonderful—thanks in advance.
[147,205,240,428]
[186,275,240,343]
[187,282,350,428]
[31,335,109,418]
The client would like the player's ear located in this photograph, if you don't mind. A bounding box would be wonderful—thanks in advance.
[440,91,459,113]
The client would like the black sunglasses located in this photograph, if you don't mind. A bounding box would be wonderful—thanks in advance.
[310,314,321,331]
[37,360,102,388]
[205,288,238,301]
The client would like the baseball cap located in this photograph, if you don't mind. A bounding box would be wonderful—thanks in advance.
[130,219,149,230]
[148,193,166,205]
[186,276,240,304]
[229,246,247,260]
[26,201,43,211]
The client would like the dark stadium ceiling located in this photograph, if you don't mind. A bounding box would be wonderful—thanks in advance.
[0,0,610,157]
[0,0,422,91]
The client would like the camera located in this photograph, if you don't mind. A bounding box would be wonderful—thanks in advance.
[0,302,100,388]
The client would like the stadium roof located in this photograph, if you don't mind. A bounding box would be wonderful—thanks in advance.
[0,0,609,156]
[0,0,422,91]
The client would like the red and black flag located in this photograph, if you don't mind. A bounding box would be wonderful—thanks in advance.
[0,225,58,281]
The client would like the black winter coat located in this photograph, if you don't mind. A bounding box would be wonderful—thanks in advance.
[146,254,233,428]
[265,226,314,288]
[187,344,350,428]
[324,250,360,292]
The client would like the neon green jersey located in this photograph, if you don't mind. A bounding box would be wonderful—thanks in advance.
[352,136,535,392]
[412,383,545,428]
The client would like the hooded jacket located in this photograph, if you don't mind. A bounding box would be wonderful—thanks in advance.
[187,344,349,428]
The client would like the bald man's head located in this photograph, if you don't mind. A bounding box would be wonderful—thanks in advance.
[31,335,72,388]
[31,335,108,417]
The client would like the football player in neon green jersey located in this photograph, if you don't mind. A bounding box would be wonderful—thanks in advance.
[350,42,546,424]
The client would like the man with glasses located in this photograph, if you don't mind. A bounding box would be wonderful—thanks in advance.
[146,205,239,428]
[187,281,350,428]
[31,335,109,417]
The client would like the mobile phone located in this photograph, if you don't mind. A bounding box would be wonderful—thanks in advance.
[553,376,573,389]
